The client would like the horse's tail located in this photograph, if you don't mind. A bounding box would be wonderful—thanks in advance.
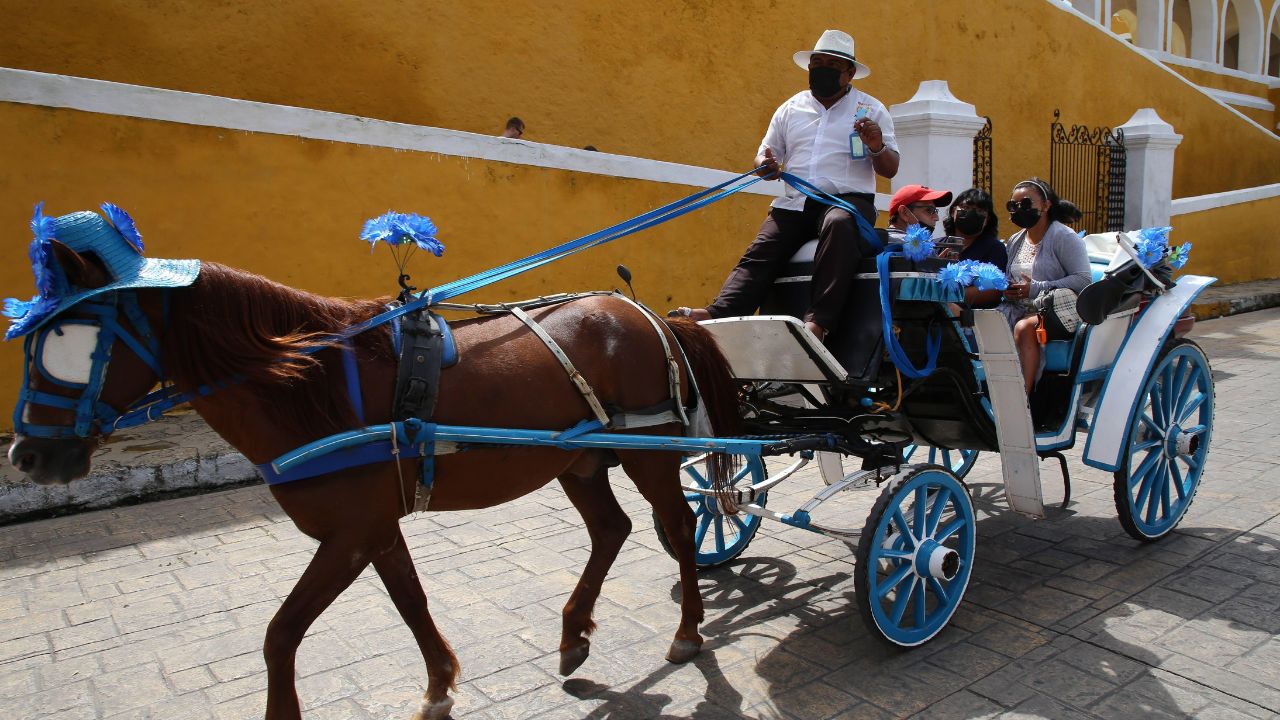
[664,317,742,502]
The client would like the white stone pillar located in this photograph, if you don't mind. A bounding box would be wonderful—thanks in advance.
[1118,108,1182,229]
[888,81,989,203]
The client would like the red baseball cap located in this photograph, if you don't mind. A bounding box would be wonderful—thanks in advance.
[888,185,953,217]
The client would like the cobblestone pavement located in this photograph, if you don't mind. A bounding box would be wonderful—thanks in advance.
[1,309,1278,719]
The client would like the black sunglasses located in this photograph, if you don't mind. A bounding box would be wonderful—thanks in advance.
[1006,197,1037,213]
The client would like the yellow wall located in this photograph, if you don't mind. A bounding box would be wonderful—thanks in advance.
[1170,195,1280,284]
[0,103,765,423]
[2,0,1279,200]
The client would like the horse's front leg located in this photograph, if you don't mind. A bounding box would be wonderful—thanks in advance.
[556,463,632,675]
[619,450,704,663]
[263,534,387,719]
[372,530,460,720]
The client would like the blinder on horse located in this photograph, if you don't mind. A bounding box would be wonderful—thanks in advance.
[15,291,167,439]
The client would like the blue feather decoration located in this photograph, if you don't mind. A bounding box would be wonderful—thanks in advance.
[1167,242,1192,270]
[27,202,56,298]
[30,201,56,245]
[901,224,936,262]
[3,296,35,319]
[101,202,144,254]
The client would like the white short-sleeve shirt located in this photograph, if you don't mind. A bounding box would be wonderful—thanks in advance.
[760,88,898,211]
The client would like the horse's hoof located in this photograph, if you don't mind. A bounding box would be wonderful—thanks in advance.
[411,696,454,720]
[665,637,702,664]
[559,642,591,676]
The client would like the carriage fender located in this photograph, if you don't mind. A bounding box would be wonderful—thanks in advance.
[1081,275,1216,472]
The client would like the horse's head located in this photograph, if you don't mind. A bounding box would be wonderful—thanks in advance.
[5,205,199,484]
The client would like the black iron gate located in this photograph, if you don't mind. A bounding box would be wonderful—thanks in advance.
[972,116,992,195]
[1049,109,1126,234]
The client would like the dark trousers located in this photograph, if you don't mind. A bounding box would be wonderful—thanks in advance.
[707,193,876,330]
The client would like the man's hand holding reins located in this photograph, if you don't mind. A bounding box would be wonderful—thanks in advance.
[756,147,782,180]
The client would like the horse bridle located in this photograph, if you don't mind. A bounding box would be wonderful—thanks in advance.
[14,290,181,440]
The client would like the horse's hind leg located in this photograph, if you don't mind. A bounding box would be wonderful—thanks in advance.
[264,535,387,720]
[372,531,460,720]
[556,463,632,675]
[618,450,704,663]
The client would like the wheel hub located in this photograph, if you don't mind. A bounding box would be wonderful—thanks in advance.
[1164,424,1201,458]
[913,539,960,581]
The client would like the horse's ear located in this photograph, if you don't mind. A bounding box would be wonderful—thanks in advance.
[49,239,111,290]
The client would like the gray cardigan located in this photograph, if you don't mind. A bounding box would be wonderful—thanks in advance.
[1005,221,1092,296]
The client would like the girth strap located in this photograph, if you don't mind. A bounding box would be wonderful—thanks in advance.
[607,294,690,428]
[392,307,445,422]
[509,306,612,427]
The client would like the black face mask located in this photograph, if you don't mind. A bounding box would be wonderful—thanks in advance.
[1010,207,1042,229]
[809,66,845,98]
[954,211,986,236]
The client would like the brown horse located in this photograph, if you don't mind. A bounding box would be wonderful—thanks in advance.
[7,242,742,720]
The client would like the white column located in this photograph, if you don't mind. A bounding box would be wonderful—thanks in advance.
[888,80,989,202]
[1118,108,1183,228]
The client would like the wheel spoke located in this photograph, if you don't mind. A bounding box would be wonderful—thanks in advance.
[684,465,708,488]
[713,517,725,553]
[1130,437,1162,454]
[1133,455,1161,509]
[1177,393,1206,424]
[914,578,928,629]
[879,548,913,561]
[730,515,749,533]
[732,463,752,483]
[925,486,953,538]
[1173,364,1199,417]
[1139,412,1161,435]
[1170,460,1186,503]
[940,449,952,470]
[889,573,917,625]
[892,509,916,548]
[1158,464,1172,519]
[1149,383,1167,428]
[684,492,701,503]
[1128,447,1163,491]
[1144,458,1168,524]
[914,487,927,533]
[1168,359,1191,418]
[1178,453,1200,474]
[694,513,712,549]
[927,577,950,606]
[878,562,914,600]
[936,516,965,542]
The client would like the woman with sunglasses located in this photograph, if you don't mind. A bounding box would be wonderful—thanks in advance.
[998,178,1091,394]
[941,187,1007,308]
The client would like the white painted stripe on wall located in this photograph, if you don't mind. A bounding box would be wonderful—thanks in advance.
[1202,87,1276,112]
[0,67,790,193]
[0,68,903,210]
[1171,183,1280,215]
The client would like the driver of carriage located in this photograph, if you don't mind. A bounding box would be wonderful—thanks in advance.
[886,184,951,241]
[673,29,900,343]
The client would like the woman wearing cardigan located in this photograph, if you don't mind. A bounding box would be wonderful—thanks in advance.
[998,178,1092,394]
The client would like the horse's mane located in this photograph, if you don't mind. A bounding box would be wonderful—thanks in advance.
[162,263,394,441]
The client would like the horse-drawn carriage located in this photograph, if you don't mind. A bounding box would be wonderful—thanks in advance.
[4,181,1215,716]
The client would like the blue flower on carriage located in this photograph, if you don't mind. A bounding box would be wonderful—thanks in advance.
[1167,242,1192,270]
[361,211,444,256]
[100,202,144,254]
[936,262,966,290]
[901,223,935,262]
[1133,226,1172,268]
[972,262,1010,292]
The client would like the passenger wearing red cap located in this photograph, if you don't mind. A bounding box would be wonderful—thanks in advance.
[886,185,952,241]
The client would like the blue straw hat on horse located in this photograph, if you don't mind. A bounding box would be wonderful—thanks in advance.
[3,203,201,340]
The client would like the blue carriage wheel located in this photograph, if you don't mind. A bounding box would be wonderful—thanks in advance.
[902,444,979,479]
[654,454,767,569]
[1113,340,1213,542]
[855,466,975,647]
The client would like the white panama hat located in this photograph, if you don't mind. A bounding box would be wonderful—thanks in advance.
[793,29,871,80]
